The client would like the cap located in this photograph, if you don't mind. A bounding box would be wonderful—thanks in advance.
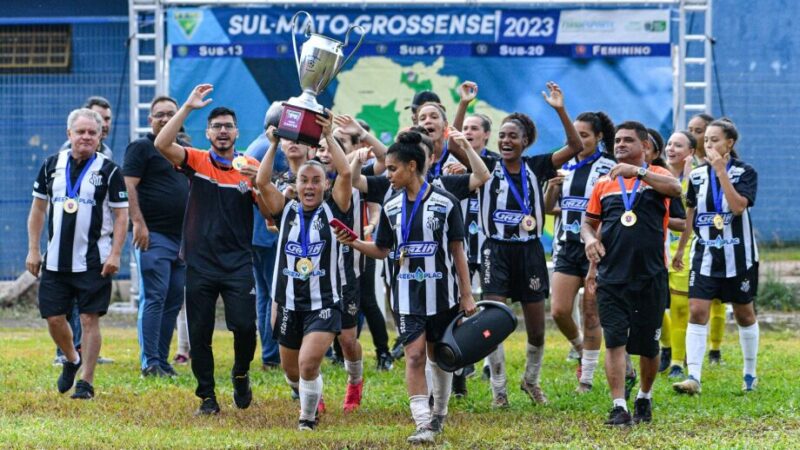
[405,91,441,112]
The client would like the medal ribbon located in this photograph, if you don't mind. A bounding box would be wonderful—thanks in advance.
[401,182,429,249]
[209,150,241,167]
[297,205,322,258]
[431,142,449,180]
[616,163,647,213]
[65,154,97,200]
[480,148,488,157]
[500,161,530,215]
[561,149,601,171]
[710,159,733,214]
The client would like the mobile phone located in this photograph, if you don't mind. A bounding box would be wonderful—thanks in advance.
[330,218,358,240]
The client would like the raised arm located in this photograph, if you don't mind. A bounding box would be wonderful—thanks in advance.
[319,113,351,213]
[542,82,584,168]
[544,173,565,215]
[255,126,286,216]
[452,81,477,132]
[707,150,750,215]
[154,84,213,165]
[350,147,370,193]
[449,128,490,191]
[334,114,387,172]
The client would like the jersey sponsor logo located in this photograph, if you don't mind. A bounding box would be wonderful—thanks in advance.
[397,267,443,282]
[119,191,128,199]
[285,240,326,257]
[468,221,480,235]
[426,204,447,214]
[698,236,741,249]
[53,196,96,206]
[88,172,103,187]
[492,209,524,225]
[563,220,581,234]
[33,181,39,189]
[396,241,438,258]
[469,198,479,213]
[695,212,732,227]
[560,196,588,211]
[283,267,326,279]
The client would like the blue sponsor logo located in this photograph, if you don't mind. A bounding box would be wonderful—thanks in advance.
[468,221,480,235]
[469,198,479,213]
[492,209,523,225]
[563,220,581,234]
[698,236,741,249]
[285,240,326,257]
[283,268,326,279]
[53,196,96,206]
[695,213,732,228]
[427,204,447,214]
[397,267,443,282]
[398,241,438,257]
[560,196,588,212]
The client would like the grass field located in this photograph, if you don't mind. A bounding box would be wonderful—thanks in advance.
[1,324,799,449]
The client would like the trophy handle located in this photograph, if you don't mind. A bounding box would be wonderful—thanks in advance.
[334,25,366,79]
[290,11,314,76]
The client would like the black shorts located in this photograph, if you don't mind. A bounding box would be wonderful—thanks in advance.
[468,263,481,280]
[393,306,459,346]
[481,238,549,303]
[38,269,112,318]
[552,240,590,278]
[341,278,361,329]
[273,304,342,350]
[689,263,758,305]
[597,271,668,358]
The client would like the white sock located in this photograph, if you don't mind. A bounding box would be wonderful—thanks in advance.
[345,359,363,385]
[299,375,322,422]
[636,389,652,400]
[524,343,544,385]
[429,361,453,416]
[69,353,81,365]
[569,334,584,353]
[409,394,431,428]
[580,349,600,385]
[483,358,490,370]
[738,322,759,377]
[613,398,628,411]
[284,373,299,391]
[488,344,507,397]
[425,358,433,396]
[686,322,709,382]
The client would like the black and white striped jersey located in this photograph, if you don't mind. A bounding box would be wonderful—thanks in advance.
[686,159,759,278]
[32,150,128,272]
[375,185,465,316]
[338,188,362,282]
[554,153,616,244]
[478,155,556,242]
[272,198,345,311]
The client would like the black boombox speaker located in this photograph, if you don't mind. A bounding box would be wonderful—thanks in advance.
[434,301,518,372]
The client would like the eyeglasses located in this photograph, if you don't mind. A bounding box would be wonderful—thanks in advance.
[209,123,237,131]
[151,111,176,119]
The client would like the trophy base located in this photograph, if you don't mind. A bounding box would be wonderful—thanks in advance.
[275,103,325,147]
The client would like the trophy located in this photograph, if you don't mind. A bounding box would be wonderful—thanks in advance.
[275,11,365,146]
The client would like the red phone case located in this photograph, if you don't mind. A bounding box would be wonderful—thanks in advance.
[330,218,358,240]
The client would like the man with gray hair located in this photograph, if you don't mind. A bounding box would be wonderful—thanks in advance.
[26,108,129,399]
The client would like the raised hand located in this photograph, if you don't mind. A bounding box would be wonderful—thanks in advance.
[705,147,729,173]
[608,163,639,179]
[448,127,471,152]
[541,81,564,110]
[184,84,214,110]
[266,125,279,145]
[457,81,478,103]
[333,114,364,137]
[316,110,335,137]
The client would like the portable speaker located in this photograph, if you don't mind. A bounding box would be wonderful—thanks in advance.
[434,301,518,372]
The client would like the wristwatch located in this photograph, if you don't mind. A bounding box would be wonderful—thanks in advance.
[636,167,648,180]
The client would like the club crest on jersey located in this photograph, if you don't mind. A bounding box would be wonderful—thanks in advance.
[560,197,588,212]
[696,212,733,227]
[529,276,541,291]
[398,267,443,282]
[492,209,524,225]
[88,172,103,187]
[469,198,479,213]
[396,242,438,258]
[563,220,582,234]
[318,308,331,320]
[285,241,326,257]
[237,180,249,193]
[426,216,441,231]
[740,280,751,293]
[347,302,359,316]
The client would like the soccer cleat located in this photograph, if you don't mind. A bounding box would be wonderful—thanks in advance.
[575,382,593,394]
[232,373,253,409]
[659,348,672,373]
[407,425,436,445]
[452,372,467,398]
[376,352,394,371]
[742,374,758,392]
[343,380,363,413]
[492,392,510,408]
[70,380,94,400]
[673,376,702,395]
[195,396,220,415]
[624,370,638,401]
[141,365,169,378]
[708,350,722,365]
[668,365,685,379]
[429,414,447,434]
[160,365,178,378]
[173,353,189,365]
[390,339,405,361]
[604,406,633,426]
[298,419,317,431]
[261,361,280,371]
[317,395,326,414]
[520,381,549,405]
[633,398,652,424]
[567,347,581,361]
[57,358,82,393]
[576,357,582,381]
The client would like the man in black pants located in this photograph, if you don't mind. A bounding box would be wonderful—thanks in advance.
[155,84,270,415]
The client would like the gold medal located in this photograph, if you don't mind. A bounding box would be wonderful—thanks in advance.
[398,248,407,266]
[621,211,637,227]
[296,258,313,277]
[63,198,78,214]
[232,156,248,171]
[521,214,536,232]
[713,214,725,230]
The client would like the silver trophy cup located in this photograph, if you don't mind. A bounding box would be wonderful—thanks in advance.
[275,11,365,146]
